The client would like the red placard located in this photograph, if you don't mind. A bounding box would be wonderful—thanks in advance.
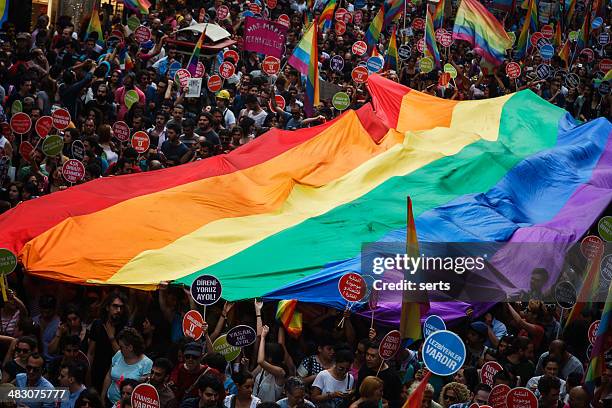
[267,0,277,8]
[440,32,454,48]
[224,49,240,64]
[435,28,447,43]
[249,3,262,14]
[52,108,71,130]
[488,384,511,408]
[219,61,235,79]
[268,95,286,111]
[352,66,369,83]
[581,235,604,260]
[207,75,223,92]
[506,387,537,408]
[338,272,367,302]
[111,29,124,41]
[134,26,152,43]
[379,330,401,360]
[589,320,600,344]
[195,62,205,78]
[335,20,347,36]
[11,113,32,134]
[541,25,554,39]
[262,56,281,75]
[19,141,34,160]
[354,10,363,25]
[182,310,205,340]
[131,384,160,408]
[352,40,367,56]
[335,7,348,21]
[416,38,425,53]
[277,14,290,27]
[480,361,503,386]
[112,121,130,142]
[342,12,353,24]
[131,131,150,154]
[412,18,425,31]
[216,5,229,20]
[62,159,85,183]
[600,59,612,72]
[35,116,53,138]
[175,69,192,88]
[580,48,594,62]
[506,62,521,79]
[530,32,544,47]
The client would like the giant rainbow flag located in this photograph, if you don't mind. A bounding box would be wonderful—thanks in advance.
[1,75,610,325]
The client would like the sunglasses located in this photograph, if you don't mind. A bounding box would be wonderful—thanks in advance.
[26,365,43,372]
[443,395,457,402]
[15,347,31,354]
[184,354,200,360]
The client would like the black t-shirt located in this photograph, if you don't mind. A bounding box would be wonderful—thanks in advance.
[89,319,124,389]
[2,359,26,383]
[357,365,402,408]
[161,140,189,164]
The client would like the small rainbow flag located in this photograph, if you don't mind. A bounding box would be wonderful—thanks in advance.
[86,1,104,50]
[288,21,316,76]
[566,251,603,330]
[565,0,576,25]
[366,6,385,47]
[187,24,207,76]
[276,300,303,339]
[433,0,445,29]
[385,28,399,71]
[319,0,336,32]
[553,21,562,47]
[0,0,9,28]
[289,21,319,115]
[384,0,405,27]
[122,0,150,14]
[558,39,571,66]
[119,45,134,71]
[371,45,381,57]
[452,0,512,66]
[424,7,441,68]
[577,4,591,49]
[515,0,537,59]
[584,281,611,389]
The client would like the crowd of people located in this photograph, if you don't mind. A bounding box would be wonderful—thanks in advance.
[0,0,610,408]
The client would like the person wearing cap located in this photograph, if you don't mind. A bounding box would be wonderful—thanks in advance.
[215,90,236,129]
[170,342,218,402]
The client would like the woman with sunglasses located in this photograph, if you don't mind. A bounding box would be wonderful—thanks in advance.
[1,336,37,384]
[438,382,470,408]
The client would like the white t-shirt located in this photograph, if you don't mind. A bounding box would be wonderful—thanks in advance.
[312,369,354,395]
[253,370,284,403]
[224,395,261,408]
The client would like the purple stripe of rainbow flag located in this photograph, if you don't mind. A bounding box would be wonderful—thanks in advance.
[319,0,336,32]
[366,6,384,47]
[433,0,445,29]
[424,7,441,68]
[122,0,150,14]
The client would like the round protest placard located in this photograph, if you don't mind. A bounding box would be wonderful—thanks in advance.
[440,31,454,48]
[581,235,604,260]
[555,281,577,309]
[134,26,152,43]
[19,141,34,160]
[332,92,351,111]
[539,44,554,60]
[416,38,425,53]
[216,5,229,20]
[277,14,290,27]
[131,383,160,408]
[536,64,552,79]
[569,31,579,41]
[35,116,53,138]
[379,330,401,360]
[168,61,181,79]
[589,320,600,344]
[444,63,457,79]
[352,66,369,84]
[112,121,130,142]
[412,18,425,31]
[131,131,150,154]
[0,248,17,275]
[480,361,503,386]
[52,108,71,130]
[335,21,347,36]
[175,69,192,88]
[338,273,367,302]
[61,159,85,184]
[419,57,434,73]
[249,3,261,14]
[42,135,63,157]
[352,41,367,56]
[506,387,537,408]
[71,140,85,162]
[11,100,22,115]
[580,48,594,63]
[565,73,581,89]
[366,56,384,73]
[489,384,511,408]
[506,62,521,79]
[227,325,257,347]
[600,254,612,282]
[10,112,31,135]
[422,330,466,376]
[530,32,544,47]
[182,310,205,340]
[354,9,363,24]
[335,7,348,22]
[435,28,447,43]
[219,61,235,79]
[195,62,205,78]
[599,32,610,46]
[224,49,240,64]
[124,90,139,109]
[330,55,344,72]
[127,15,140,31]
[540,24,553,38]
[598,216,612,241]
[262,56,281,75]
[592,16,603,29]
[398,45,411,61]
[208,75,223,92]
[269,95,286,111]
[190,274,223,306]
[267,0,277,8]
[213,334,241,362]
[599,81,611,96]
[423,315,446,338]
